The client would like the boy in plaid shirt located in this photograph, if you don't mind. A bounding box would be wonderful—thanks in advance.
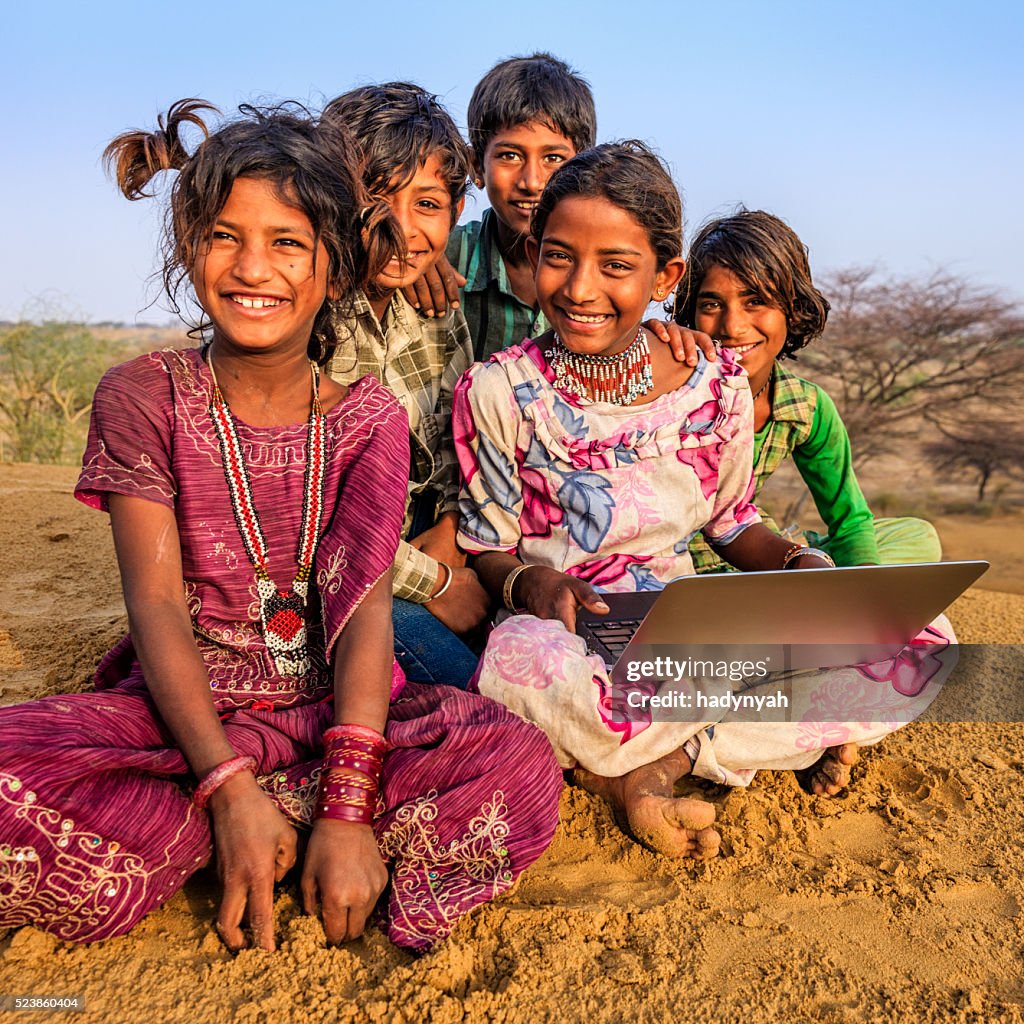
[323,83,486,687]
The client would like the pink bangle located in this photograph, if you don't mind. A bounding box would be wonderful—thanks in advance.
[323,723,387,748]
[192,754,258,810]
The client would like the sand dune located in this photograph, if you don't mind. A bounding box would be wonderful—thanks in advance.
[2,463,1022,1023]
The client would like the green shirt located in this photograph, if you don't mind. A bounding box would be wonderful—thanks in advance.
[690,363,878,570]
[446,209,548,361]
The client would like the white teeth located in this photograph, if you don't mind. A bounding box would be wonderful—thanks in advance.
[565,312,609,324]
[731,342,760,354]
[232,296,281,309]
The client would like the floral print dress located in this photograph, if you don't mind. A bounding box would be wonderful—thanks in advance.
[453,340,955,782]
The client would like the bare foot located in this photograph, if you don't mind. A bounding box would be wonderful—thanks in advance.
[801,743,859,797]
[574,747,720,860]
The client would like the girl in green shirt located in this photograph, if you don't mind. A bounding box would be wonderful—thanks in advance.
[677,209,940,572]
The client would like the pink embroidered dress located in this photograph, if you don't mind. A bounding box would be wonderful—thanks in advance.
[454,341,955,782]
[0,348,561,950]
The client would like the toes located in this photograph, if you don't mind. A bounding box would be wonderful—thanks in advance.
[832,743,859,767]
[693,826,721,861]
[822,758,851,786]
[625,794,721,859]
[663,796,717,833]
[811,758,850,795]
[811,775,842,796]
[797,745,860,797]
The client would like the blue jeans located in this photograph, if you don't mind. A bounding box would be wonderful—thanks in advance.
[392,598,479,689]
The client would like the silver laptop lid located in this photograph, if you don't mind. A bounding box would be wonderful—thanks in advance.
[577,561,988,674]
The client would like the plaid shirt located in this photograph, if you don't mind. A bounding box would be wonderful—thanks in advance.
[690,363,877,570]
[327,291,473,602]
[447,209,549,361]
[689,364,817,572]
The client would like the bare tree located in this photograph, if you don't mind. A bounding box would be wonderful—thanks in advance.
[923,413,1024,502]
[799,268,1024,467]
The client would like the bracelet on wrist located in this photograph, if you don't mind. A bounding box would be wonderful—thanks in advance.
[192,754,259,810]
[426,561,453,602]
[781,544,836,570]
[316,723,387,825]
[502,562,534,613]
[323,723,388,748]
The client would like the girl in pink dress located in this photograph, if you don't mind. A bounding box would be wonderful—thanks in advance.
[453,142,955,860]
[0,101,560,951]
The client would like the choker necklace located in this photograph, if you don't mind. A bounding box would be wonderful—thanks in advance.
[546,325,653,405]
[207,355,327,678]
[751,368,774,403]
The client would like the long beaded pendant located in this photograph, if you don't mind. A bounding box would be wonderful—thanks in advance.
[546,325,654,405]
[208,358,327,677]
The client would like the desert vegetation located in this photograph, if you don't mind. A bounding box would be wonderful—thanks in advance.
[764,268,1024,520]
[0,316,187,463]
[2,270,1022,517]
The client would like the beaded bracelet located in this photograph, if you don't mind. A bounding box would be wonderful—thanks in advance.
[192,754,258,810]
[800,546,836,567]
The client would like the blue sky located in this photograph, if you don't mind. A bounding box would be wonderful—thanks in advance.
[2,0,1021,324]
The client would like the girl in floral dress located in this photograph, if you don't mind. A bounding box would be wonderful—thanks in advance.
[453,142,955,860]
[0,101,560,951]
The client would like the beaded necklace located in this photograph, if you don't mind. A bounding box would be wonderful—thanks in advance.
[546,325,653,406]
[207,355,327,677]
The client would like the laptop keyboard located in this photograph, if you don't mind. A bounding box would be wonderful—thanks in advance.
[587,618,643,659]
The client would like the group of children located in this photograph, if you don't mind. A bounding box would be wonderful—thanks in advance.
[0,53,951,953]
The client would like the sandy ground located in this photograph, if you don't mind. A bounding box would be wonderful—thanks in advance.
[1,462,1023,1024]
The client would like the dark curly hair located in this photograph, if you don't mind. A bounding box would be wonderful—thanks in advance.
[675,209,830,359]
[530,140,681,269]
[103,98,400,362]
[467,52,596,165]
[322,82,471,225]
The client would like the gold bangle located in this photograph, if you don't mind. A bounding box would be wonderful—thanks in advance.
[426,561,453,602]
[502,563,534,613]
[796,546,836,568]
[781,545,836,570]
[780,544,807,570]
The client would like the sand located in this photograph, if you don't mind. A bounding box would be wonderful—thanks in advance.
[1,462,1022,1024]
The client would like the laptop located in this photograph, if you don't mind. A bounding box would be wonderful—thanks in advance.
[576,561,988,682]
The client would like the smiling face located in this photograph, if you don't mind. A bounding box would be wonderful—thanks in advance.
[370,151,456,298]
[479,120,576,239]
[693,264,789,392]
[192,176,330,359]
[530,194,684,357]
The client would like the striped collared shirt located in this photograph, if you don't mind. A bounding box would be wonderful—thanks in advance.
[447,209,549,361]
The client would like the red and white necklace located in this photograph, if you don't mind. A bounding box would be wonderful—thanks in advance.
[207,354,327,678]
[546,325,654,405]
